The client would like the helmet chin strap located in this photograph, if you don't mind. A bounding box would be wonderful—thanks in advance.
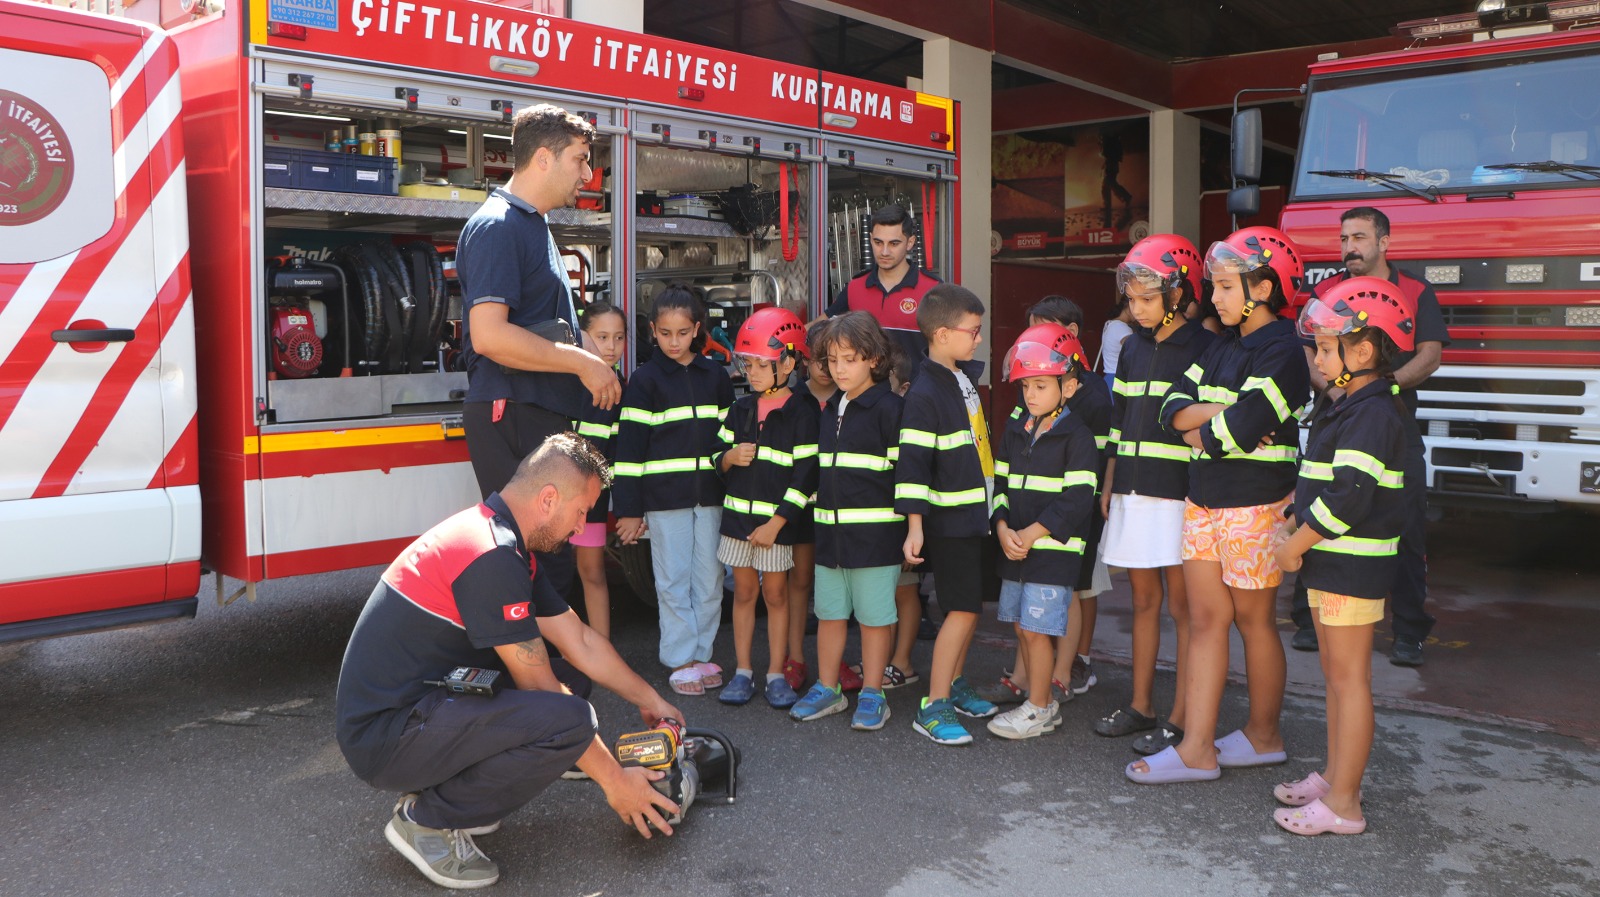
[1331,340,1374,388]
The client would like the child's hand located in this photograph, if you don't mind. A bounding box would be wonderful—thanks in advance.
[1181,428,1205,450]
[1099,489,1111,520]
[617,517,647,544]
[996,522,1027,561]
[726,443,757,467]
[748,518,783,549]
[902,531,924,565]
[1274,542,1302,573]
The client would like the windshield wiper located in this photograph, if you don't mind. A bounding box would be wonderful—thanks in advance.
[1306,169,1441,203]
[1482,160,1600,181]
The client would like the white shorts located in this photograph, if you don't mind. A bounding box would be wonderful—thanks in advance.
[1100,493,1186,569]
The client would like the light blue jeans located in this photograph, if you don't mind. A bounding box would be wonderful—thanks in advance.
[645,505,724,668]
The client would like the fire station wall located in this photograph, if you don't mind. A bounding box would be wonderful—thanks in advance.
[989,260,1116,421]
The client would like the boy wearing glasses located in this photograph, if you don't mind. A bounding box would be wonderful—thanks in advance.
[897,284,1002,745]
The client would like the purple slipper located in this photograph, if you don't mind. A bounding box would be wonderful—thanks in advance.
[1125,745,1222,785]
[1216,729,1287,768]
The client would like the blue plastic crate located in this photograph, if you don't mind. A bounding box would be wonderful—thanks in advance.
[345,155,397,195]
[262,146,396,194]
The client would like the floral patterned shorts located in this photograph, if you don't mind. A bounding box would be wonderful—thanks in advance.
[1181,495,1292,590]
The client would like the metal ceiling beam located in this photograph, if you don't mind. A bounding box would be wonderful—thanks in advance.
[993,81,1150,132]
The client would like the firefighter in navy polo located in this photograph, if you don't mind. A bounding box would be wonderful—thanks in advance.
[335,434,682,889]
[825,203,942,366]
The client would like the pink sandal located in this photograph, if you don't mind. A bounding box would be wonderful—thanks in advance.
[692,662,723,689]
[1274,771,1331,807]
[669,668,704,696]
[1273,798,1367,836]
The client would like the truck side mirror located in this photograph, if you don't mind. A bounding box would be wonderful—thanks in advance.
[1227,185,1260,218]
[1232,107,1263,184]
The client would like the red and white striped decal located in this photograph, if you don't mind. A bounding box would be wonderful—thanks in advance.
[0,24,195,501]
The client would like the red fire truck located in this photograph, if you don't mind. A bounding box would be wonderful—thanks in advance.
[1242,1,1600,511]
[0,0,960,641]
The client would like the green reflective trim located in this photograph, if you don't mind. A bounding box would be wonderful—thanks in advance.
[935,430,975,451]
[756,446,795,466]
[994,461,1011,477]
[820,452,894,471]
[1211,411,1243,454]
[1310,535,1399,557]
[1334,449,1403,488]
[1032,536,1086,553]
[1094,435,1110,450]
[1182,363,1204,385]
[1017,475,1065,491]
[612,461,643,478]
[887,446,900,462]
[1300,460,1334,481]
[622,404,725,427]
[1113,380,1148,397]
[792,443,819,460]
[900,428,937,448]
[1243,375,1292,422]
[895,483,930,501]
[993,493,1009,509]
[814,507,905,525]
[1149,380,1172,396]
[1307,497,1350,536]
[783,488,810,508]
[725,496,779,516]
[1133,442,1191,462]
[1108,429,1122,447]
[576,421,612,439]
[1218,445,1298,463]
[1197,385,1239,404]
[926,486,986,507]
[640,457,715,475]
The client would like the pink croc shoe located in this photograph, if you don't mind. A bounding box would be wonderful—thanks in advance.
[692,662,723,689]
[1274,771,1331,807]
[1274,799,1367,836]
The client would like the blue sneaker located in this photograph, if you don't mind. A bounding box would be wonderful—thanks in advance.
[851,687,890,731]
[913,697,973,745]
[789,682,847,721]
[764,676,799,709]
[950,676,999,718]
[718,673,755,705]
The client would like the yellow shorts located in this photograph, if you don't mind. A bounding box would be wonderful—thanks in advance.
[1307,589,1386,627]
[1181,496,1292,590]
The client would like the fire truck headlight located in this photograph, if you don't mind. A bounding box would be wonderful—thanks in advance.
[1565,306,1600,327]
[1504,264,1545,284]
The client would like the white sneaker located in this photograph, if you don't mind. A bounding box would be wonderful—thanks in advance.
[986,700,1061,740]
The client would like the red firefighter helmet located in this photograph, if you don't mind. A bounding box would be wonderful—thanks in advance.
[1204,226,1304,298]
[1297,275,1417,352]
[1003,323,1086,382]
[1117,234,1203,299]
[734,306,809,361]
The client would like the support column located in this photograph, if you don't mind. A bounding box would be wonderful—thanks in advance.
[1149,109,1202,244]
[922,37,993,362]
[568,0,642,33]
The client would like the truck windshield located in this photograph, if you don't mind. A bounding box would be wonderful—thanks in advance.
[1293,45,1600,200]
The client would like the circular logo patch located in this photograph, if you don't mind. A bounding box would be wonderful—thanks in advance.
[0,90,75,226]
[899,296,919,315]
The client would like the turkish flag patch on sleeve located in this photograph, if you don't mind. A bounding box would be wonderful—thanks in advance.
[503,602,531,621]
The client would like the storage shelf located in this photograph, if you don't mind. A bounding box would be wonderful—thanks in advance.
[261,188,738,240]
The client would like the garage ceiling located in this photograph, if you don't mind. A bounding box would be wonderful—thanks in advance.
[644,0,1477,86]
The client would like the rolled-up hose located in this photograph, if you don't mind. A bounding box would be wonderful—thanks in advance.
[335,245,386,373]
[403,241,446,373]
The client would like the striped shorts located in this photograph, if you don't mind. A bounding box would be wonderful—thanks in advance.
[716,535,794,573]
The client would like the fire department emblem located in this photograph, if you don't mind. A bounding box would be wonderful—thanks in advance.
[0,90,75,226]
[899,296,919,315]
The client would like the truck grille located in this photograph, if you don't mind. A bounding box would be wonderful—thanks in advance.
[1417,365,1600,445]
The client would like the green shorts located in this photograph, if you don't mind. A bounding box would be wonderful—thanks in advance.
[813,564,899,627]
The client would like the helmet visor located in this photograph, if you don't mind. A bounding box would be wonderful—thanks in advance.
[1116,261,1177,297]
[1203,240,1261,280]
[1003,340,1075,382]
[733,353,777,376]
[1296,296,1363,341]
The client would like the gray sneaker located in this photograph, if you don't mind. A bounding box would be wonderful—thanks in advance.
[395,793,500,836]
[385,797,500,889]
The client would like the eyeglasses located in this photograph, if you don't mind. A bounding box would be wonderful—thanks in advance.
[946,325,982,341]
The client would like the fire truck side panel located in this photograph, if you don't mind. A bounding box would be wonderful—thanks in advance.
[170,12,267,582]
[0,0,200,637]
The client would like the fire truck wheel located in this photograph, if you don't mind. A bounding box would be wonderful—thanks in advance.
[610,539,659,615]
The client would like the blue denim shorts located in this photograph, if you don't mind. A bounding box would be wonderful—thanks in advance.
[997,580,1071,637]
